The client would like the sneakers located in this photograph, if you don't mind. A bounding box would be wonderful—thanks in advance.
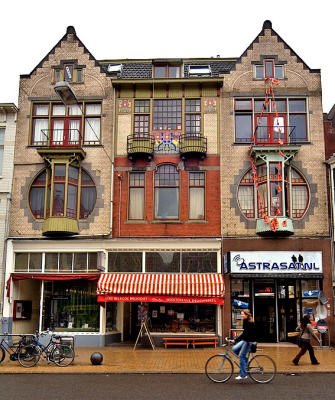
[312,362,320,365]
[292,360,299,365]
[235,376,248,380]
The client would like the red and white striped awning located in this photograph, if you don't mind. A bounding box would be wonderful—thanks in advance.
[97,273,224,305]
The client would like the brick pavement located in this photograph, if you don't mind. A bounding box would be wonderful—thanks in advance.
[0,343,334,374]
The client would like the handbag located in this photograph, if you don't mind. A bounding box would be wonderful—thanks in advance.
[250,342,257,353]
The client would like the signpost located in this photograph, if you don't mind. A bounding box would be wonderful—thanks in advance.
[133,320,156,351]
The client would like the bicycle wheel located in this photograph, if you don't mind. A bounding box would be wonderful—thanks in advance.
[52,344,75,367]
[205,354,233,383]
[18,344,40,368]
[248,355,276,383]
[0,346,5,363]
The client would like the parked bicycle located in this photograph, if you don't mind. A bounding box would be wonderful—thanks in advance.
[0,333,35,364]
[205,337,276,383]
[18,330,75,368]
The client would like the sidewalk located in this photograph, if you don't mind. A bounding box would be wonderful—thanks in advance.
[0,343,334,374]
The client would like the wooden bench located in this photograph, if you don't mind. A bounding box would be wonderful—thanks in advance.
[163,336,218,349]
[163,337,192,348]
[192,336,218,348]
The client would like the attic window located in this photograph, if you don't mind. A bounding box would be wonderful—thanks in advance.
[188,65,211,76]
[107,64,122,74]
[255,60,284,80]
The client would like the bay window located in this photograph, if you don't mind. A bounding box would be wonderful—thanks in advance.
[29,166,96,220]
[237,166,309,220]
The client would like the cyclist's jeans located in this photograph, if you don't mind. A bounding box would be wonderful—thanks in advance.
[233,340,250,377]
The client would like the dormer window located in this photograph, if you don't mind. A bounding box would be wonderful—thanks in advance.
[107,64,123,75]
[188,65,211,77]
[255,60,284,80]
[154,64,180,78]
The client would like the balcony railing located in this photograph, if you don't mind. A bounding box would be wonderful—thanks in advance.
[253,126,296,145]
[179,134,207,159]
[127,134,155,160]
[33,129,83,148]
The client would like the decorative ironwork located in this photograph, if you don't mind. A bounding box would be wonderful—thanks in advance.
[253,125,296,145]
[179,134,207,159]
[37,129,82,148]
[127,134,154,160]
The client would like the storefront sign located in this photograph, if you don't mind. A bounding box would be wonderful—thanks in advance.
[230,251,322,274]
[97,294,224,305]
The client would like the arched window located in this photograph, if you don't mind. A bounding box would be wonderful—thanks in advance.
[29,167,96,220]
[154,164,179,219]
[237,166,309,220]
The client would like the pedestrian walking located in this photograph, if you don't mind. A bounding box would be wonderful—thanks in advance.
[232,309,257,380]
[292,314,320,366]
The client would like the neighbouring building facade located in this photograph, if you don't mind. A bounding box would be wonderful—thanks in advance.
[2,21,333,346]
[221,21,333,343]
[0,103,18,329]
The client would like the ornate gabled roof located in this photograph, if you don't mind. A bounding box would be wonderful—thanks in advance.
[20,26,106,79]
[233,20,320,74]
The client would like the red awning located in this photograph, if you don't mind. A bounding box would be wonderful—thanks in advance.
[6,273,100,297]
[97,273,224,304]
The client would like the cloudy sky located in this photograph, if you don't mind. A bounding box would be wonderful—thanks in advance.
[1,1,334,112]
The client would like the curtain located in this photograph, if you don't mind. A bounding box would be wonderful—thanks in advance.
[52,120,64,144]
[292,185,308,217]
[69,120,80,143]
[33,119,48,144]
[35,104,49,115]
[29,187,45,217]
[189,187,204,219]
[86,104,101,115]
[85,118,100,143]
[129,188,144,219]
[80,187,96,218]
[69,104,82,115]
[238,186,254,217]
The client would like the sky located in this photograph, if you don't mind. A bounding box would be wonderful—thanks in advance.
[1,1,334,112]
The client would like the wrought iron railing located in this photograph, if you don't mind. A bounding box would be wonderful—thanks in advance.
[127,134,155,157]
[253,125,296,145]
[33,129,82,148]
[179,134,207,157]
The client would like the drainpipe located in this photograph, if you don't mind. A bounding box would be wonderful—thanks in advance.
[1,194,11,317]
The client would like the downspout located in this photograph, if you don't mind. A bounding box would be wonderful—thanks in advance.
[1,193,11,317]
[110,85,116,234]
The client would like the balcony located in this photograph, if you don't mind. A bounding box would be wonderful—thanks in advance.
[127,134,154,160]
[179,134,207,160]
[253,125,295,145]
[256,217,294,236]
[42,217,79,237]
[36,129,86,159]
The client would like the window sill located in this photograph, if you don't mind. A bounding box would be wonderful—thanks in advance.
[125,220,148,224]
[151,220,183,224]
[185,220,208,224]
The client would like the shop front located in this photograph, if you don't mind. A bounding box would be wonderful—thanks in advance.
[97,273,224,344]
[229,251,323,342]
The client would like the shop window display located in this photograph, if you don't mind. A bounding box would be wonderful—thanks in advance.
[231,279,250,331]
[42,280,99,332]
[301,279,320,318]
[147,303,215,333]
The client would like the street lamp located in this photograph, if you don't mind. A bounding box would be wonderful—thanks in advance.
[54,81,78,105]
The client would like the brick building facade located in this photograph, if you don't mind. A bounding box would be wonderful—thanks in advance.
[2,21,332,346]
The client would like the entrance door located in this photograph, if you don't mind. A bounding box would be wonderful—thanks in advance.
[253,279,276,342]
[277,280,297,342]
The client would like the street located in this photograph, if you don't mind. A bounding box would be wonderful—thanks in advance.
[0,373,334,400]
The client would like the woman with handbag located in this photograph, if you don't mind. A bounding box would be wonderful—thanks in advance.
[232,309,257,380]
[292,314,320,365]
